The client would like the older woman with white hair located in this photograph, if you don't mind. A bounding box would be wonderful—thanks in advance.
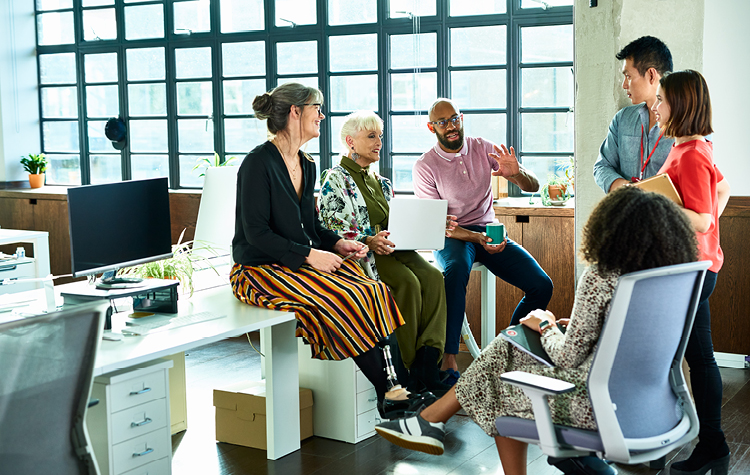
[319,110,453,395]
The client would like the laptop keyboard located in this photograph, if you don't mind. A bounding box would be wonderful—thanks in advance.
[122,311,226,335]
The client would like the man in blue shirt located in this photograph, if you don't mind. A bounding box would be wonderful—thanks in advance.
[593,36,674,193]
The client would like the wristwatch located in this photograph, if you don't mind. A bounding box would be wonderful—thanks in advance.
[538,320,553,335]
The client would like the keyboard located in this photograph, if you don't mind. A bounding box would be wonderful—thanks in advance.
[122,311,226,335]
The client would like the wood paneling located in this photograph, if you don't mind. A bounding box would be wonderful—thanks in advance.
[711,197,750,354]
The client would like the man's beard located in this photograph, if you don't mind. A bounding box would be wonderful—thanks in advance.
[436,127,465,152]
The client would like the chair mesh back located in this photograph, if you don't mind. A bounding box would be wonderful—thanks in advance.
[608,272,696,438]
[0,306,101,474]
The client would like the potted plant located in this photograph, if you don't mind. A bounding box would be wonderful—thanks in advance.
[541,174,571,206]
[193,152,238,177]
[21,153,48,188]
[117,230,221,297]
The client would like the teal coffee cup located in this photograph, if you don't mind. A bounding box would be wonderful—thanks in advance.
[486,223,506,245]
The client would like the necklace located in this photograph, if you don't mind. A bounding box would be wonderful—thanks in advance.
[272,138,300,180]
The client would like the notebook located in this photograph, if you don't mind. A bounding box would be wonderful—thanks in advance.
[499,323,567,367]
[387,198,448,251]
[633,173,683,207]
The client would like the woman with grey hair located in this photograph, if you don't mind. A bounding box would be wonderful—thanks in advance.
[231,84,430,418]
[319,110,454,395]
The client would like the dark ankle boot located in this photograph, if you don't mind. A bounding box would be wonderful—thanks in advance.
[410,346,451,396]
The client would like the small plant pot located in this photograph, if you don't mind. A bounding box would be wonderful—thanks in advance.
[28,173,45,189]
[548,184,567,201]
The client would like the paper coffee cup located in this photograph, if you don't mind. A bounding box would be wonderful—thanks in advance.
[486,223,506,244]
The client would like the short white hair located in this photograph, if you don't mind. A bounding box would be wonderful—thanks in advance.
[339,110,383,153]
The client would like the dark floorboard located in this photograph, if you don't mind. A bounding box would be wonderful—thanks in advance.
[172,334,750,475]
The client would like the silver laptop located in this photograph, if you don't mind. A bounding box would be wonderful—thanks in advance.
[387,198,448,251]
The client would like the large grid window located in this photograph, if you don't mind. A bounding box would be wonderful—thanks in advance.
[35,0,573,191]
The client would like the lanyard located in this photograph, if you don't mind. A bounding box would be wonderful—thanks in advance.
[635,124,663,182]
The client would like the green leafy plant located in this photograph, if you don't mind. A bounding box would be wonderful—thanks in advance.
[21,153,48,174]
[556,156,574,185]
[118,230,221,297]
[193,152,238,177]
[540,174,571,206]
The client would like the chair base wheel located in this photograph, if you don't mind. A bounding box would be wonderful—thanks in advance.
[650,455,666,470]
[548,456,617,475]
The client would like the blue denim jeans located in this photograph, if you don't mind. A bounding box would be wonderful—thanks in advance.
[434,225,553,354]
[685,270,728,455]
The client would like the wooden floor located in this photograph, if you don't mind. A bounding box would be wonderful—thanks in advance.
[171,334,750,475]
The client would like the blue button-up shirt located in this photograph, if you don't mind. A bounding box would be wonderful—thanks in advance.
[593,103,674,193]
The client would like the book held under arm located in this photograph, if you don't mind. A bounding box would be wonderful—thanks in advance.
[632,173,683,207]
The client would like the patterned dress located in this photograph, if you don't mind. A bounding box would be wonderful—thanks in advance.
[454,266,619,436]
[318,164,393,280]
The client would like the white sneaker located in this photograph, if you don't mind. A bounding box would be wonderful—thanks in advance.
[375,405,446,455]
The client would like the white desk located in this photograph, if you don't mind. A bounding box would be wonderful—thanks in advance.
[95,284,300,461]
[6,282,301,462]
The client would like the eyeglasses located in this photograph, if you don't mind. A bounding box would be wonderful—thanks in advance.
[428,114,462,129]
[305,103,323,117]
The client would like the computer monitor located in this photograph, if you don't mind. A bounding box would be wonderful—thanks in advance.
[67,178,173,285]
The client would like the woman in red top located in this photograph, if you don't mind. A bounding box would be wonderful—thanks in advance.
[653,70,731,475]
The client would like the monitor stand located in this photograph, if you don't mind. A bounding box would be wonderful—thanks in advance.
[96,270,145,290]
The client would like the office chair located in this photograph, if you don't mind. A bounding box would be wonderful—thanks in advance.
[0,302,106,475]
[495,261,710,474]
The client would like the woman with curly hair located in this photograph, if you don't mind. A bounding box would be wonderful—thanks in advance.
[375,186,698,475]
[651,70,731,475]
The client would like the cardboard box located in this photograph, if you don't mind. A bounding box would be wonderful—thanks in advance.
[213,380,313,450]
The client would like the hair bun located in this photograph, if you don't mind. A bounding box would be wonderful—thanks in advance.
[252,92,274,119]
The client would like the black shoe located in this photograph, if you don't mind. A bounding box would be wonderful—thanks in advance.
[670,451,730,475]
[411,347,452,396]
[378,391,437,420]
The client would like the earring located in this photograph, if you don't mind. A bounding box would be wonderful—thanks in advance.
[351,148,359,163]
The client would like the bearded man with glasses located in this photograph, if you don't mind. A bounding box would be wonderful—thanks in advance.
[412,98,553,380]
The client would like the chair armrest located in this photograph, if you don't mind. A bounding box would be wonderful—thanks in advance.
[500,371,580,458]
[500,371,575,396]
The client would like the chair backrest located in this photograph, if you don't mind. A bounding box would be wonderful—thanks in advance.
[0,302,105,475]
[588,261,709,458]
[193,165,240,259]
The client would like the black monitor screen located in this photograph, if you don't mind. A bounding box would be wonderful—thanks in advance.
[67,177,172,278]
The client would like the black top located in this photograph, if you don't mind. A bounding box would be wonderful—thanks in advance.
[232,141,341,270]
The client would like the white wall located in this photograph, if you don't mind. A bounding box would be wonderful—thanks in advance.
[703,0,750,196]
[0,0,41,182]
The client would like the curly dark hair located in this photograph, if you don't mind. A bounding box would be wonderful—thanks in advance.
[581,187,697,276]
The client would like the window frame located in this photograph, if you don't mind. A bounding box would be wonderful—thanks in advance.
[34,0,573,190]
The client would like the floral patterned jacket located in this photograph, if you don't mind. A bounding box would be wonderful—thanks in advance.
[318,164,393,281]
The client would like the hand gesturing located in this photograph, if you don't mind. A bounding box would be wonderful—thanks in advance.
[489,144,520,178]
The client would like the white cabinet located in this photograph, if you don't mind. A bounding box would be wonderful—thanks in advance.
[86,359,173,475]
[0,257,37,294]
[297,340,378,443]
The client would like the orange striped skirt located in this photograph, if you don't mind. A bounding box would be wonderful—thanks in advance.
[230,259,405,361]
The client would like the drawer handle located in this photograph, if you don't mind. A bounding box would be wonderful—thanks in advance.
[0,265,18,272]
[131,417,153,428]
[132,448,154,458]
[129,387,152,396]
[368,397,377,402]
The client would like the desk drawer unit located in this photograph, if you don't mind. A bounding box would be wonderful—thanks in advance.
[121,457,170,475]
[298,340,377,443]
[87,359,173,475]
